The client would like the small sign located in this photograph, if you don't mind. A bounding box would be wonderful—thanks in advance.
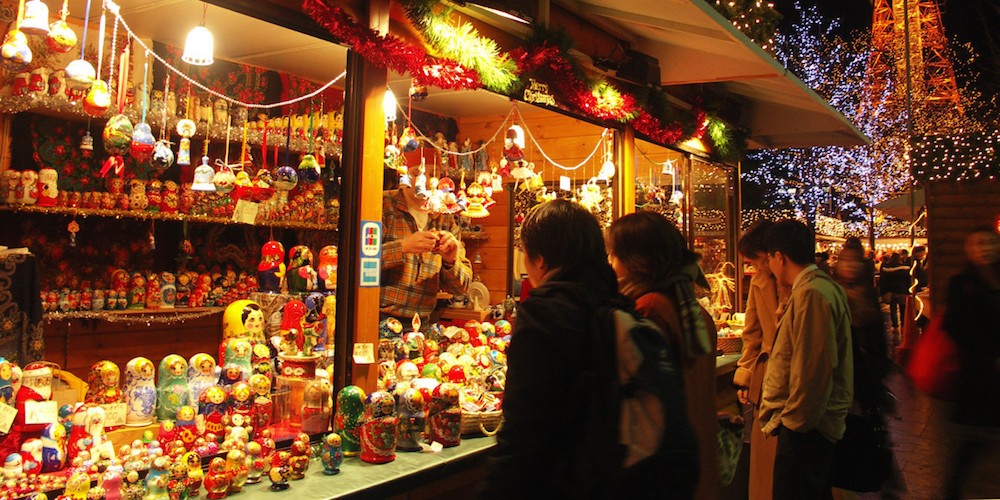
[0,402,17,434]
[101,403,128,428]
[360,221,382,288]
[24,400,58,425]
[352,343,375,365]
[523,78,556,107]
[232,199,260,224]
[559,176,571,192]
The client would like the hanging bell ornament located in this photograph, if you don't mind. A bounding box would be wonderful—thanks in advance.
[47,16,77,53]
[20,0,50,35]
[191,156,216,192]
[130,123,155,163]
[103,114,134,156]
[82,79,111,117]
[64,59,95,90]
[1,29,32,72]
[150,140,174,171]
[212,163,236,194]
[80,130,94,151]
[297,154,320,183]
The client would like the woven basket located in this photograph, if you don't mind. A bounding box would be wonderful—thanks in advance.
[460,410,504,436]
[718,336,743,354]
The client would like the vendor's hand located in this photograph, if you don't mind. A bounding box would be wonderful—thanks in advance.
[435,231,460,264]
[737,388,750,405]
[401,231,440,255]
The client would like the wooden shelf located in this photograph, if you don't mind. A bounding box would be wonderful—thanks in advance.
[44,306,224,323]
[0,205,338,231]
[462,231,490,241]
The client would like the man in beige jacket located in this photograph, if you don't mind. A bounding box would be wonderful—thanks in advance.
[758,219,853,500]
[734,220,790,500]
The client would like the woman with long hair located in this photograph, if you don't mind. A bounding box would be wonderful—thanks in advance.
[606,211,719,500]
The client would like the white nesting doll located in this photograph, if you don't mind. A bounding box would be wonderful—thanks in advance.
[124,357,156,426]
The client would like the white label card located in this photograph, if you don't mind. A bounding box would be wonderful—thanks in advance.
[352,343,375,365]
[232,199,260,224]
[0,402,17,434]
[559,176,571,191]
[24,400,58,425]
[101,403,128,428]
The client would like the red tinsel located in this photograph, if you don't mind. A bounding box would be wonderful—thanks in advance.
[302,0,480,90]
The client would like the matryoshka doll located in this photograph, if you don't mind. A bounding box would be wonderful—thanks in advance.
[287,435,310,480]
[427,382,462,448]
[360,391,399,464]
[124,357,156,426]
[317,245,338,292]
[37,168,58,206]
[226,381,253,426]
[225,449,248,493]
[257,241,285,293]
[321,432,343,475]
[159,272,176,309]
[268,450,291,491]
[395,387,426,452]
[217,363,243,389]
[333,385,366,457]
[155,355,189,421]
[0,357,14,404]
[246,441,266,484]
[251,342,273,385]
[145,273,161,309]
[286,245,316,293]
[187,353,219,403]
[165,459,189,500]
[248,374,272,430]
[198,386,228,436]
[126,272,146,309]
[203,457,230,500]
[181,451,203,497]
[220,337,253,381]
[278,299,307,356]
[300,378,332,434]
[40,422,66,472]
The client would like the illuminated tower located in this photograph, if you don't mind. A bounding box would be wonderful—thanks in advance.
[864,0,963,127]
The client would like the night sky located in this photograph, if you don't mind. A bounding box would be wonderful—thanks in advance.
[771,0,1000,103]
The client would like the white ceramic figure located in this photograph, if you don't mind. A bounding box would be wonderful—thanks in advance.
[124,357,156,426]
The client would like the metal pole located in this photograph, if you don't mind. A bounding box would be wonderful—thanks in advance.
[903,0,916,249]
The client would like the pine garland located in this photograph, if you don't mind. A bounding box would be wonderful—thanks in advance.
[421,18,519,93]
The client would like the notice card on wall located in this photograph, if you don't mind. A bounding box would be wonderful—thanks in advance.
[232,199,260,224]
[353,343,375,365]
[102,403,128,428]
[0,402,16,433]
[560,176,571,191]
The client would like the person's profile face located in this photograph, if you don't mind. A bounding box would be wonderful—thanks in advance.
[607,252,627,281]
[767,252,790,287]
[523,251,547,287]
[749,253,771,277]
[966,232,1000,267]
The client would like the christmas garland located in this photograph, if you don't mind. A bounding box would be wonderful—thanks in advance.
[301,0,480,90]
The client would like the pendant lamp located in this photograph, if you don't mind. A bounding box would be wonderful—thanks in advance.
[182,4,213,66]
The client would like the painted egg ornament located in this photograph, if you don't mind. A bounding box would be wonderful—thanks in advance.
[46,20,77,53]
[0,29,31,71]
[273,165,298,191]
[64,59,95,90]
[150,140,174,171]
[379,318,403,339]
[297,154,320,183]
[82,80,111,117]
[420,363,442,381]
[212,164,236,194]
[493,319,511,336]
[447,365,466,384]
[103,114,134,156]
[130,123,155,162]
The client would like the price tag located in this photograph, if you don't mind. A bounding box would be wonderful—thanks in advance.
[352,343,375,365]
[0,402,17,434]
[24,400,58,425]
[101,403,128,428]
[232,199,260,224]
[559,176,571,192]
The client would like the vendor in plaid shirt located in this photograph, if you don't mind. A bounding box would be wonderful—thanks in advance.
[380,166,472,323]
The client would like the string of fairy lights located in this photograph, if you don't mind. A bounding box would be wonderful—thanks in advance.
[910,130,1000,182]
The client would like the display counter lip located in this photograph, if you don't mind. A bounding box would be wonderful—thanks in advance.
[0,205,339,231]
[237,436,497,499]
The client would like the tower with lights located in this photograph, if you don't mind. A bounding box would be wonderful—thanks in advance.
[864,0,963,126]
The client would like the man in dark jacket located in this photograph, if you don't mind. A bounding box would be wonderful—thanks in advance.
[481,200,622,498]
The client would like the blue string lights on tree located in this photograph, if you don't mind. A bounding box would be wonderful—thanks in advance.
[910,131,1000,182]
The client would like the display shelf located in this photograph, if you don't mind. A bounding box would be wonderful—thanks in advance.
[44,306,224,324]
[462,231,490,241]
[0,96,340,156]
[0,205,338,231]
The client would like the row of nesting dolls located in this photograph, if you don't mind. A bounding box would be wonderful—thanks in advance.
[83,349,277,431]
[42,272,258,313]
[257,241,337,294]
[1,169,57,206]
[331,382,464,466]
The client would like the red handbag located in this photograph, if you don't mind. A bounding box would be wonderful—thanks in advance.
[905,316,960,400]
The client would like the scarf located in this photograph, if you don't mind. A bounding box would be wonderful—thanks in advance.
[620,261,713,358]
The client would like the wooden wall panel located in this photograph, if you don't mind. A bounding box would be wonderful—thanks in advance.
[462,189,510,306]
[44,314,222,378]
[926,180,1000,309]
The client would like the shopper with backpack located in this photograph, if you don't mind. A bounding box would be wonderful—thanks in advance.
[606,211,719,500]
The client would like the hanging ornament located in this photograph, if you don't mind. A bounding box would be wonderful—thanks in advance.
[64,0,95,90]
[20,0,50,35]
[46,0,76,52]
[82,79,111,117]
[150,140,174,171]
[273,165,298,209]
[67,219,79,247]
[191,155,216,192]
[1,0,32,72]
[176,119,197,166]
[131,123,155,162]
[409,79,428,101]
[397,126,418,153]
[80,130,94,151]
[148,222,156,250]
[101,113,133,177]
[212,161,236,194]
[298,154,320,183]
[461,182,490,219]
[251,168,274,203]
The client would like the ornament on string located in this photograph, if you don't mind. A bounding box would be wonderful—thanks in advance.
[596,129,616,181]
[176,119,197,166]
[80,130,94,151]
[82,80,111,117]
[130,55,154,163]
[273,165,298,209]
[662,159,676,176]
[46,0,76,53]
[20,0,50,35]
[499,125,526,177]
[65,59,95,90]
[398,127,419,153]
[191,155,216,192]
[151,140,174,171]
[409,79,428,101]
[461,182,490,219]
[298,154,320,183]
[101,113,133,177]
[67,220,79,247]
[148,222,156,251]
[251,168,274,203]
[212,161,236,194]
[1,0,32,72]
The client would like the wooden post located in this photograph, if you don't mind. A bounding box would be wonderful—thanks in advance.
[334,0,388,395]
[615,127,636,218]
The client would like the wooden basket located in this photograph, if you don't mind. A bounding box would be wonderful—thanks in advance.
[718,336,744,354]
[460,410,503,437]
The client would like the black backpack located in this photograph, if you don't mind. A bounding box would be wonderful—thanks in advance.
[572,296,700,499]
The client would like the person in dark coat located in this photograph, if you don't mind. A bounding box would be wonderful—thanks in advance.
[481,200,623,498]
[879,253,911,338]
[942,228,1000,500]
